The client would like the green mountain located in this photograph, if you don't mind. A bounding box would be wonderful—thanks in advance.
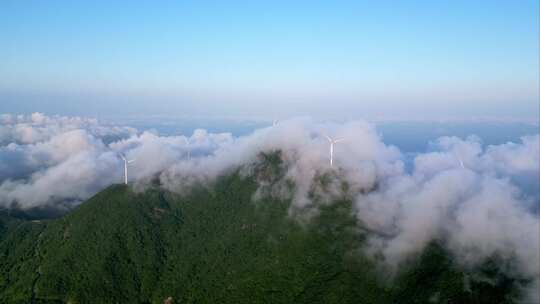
[0,153,523,303]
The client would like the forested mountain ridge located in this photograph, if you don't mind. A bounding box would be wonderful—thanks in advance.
[0,154,524,303]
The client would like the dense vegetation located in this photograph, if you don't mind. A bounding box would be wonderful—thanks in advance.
[0,153,525,303]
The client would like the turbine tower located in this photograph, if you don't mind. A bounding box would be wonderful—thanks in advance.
[120,154,135,185]
[325,135,344,167]
[184,137,191,160]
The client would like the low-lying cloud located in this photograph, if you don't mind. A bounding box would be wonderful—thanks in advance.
[0,113,538,301]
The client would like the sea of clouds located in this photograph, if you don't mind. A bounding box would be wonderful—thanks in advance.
[0,113,538,302]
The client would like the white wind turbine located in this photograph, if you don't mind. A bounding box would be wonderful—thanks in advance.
[324,134,345,167]
[458,157,465,169]
[120,154,135,185]
[456,154,466,169]
[184,137,191,160]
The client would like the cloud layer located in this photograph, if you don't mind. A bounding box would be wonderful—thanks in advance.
[1,113,538,301]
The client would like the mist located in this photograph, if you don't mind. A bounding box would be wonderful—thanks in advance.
[0,113,538,302]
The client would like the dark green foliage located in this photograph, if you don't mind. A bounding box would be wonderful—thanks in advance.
[0,215,46,303]
[391,243,524,304]
[0,163,527,303]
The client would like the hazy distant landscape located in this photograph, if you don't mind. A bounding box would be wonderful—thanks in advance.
[106,117,539,151]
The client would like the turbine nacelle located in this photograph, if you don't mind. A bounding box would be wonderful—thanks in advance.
[324,135,345,144]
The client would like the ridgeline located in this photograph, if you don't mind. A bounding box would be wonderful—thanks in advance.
[0,153,522,303]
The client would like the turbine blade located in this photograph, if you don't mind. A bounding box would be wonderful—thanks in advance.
[334,138,345,143]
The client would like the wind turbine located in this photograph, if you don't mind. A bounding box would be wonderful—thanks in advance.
[184,137,191,160]
[456,155,465,169]
[120,154,135,185]
[324,135,345,167]
[272,119,278,126]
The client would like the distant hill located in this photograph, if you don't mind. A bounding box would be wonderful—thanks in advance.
[0,153,523,303]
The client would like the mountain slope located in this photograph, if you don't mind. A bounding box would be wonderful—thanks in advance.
[0,159,523,303]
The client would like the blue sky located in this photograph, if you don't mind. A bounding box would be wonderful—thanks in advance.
[1,1,538,120]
